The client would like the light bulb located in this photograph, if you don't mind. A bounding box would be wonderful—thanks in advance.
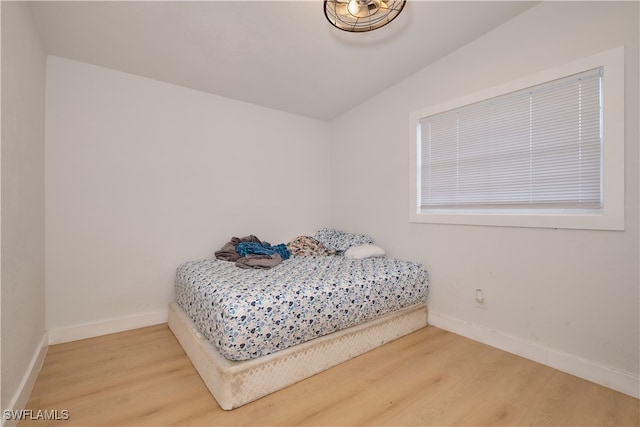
[347,0,360,16]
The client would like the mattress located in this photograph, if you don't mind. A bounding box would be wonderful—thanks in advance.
[175,255,429,361]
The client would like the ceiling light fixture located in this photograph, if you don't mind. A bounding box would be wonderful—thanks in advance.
[324,0,406,32]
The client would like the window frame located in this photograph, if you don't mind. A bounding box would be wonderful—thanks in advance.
[409,47,625,231]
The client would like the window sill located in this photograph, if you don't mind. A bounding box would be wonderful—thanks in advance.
[409,209,624,231]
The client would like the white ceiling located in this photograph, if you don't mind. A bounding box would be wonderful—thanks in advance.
[30,1,538,121]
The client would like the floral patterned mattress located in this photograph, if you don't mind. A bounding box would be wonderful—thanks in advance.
[175,255,429,361]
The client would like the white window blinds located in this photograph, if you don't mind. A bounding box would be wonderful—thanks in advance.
[419,67,602,211]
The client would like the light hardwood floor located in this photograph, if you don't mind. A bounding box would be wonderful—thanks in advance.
[21,324,639,426]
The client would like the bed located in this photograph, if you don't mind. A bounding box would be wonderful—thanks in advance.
[168,231,429,409]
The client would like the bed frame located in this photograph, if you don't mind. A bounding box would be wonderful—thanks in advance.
[168,301,428,410]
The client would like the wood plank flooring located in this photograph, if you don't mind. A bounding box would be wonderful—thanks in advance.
[20,324,640,426]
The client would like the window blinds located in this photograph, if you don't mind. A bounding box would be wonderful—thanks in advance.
[419,68,602,211]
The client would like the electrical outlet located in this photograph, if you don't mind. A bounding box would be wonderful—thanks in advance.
[475,289,487,309]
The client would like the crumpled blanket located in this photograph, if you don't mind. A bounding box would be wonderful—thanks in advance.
[214,235,263,262]
[215,235,288,269]
[287,236,336,256]
[236,242,290,260]
[235,254,283,269]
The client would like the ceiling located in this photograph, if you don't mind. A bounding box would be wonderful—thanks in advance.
[30,1,538,121]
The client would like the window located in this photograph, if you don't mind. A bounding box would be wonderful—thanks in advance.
[409,47,625,230]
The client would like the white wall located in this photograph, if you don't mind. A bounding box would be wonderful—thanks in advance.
[330,1,639,396]
[45,57,331,342]
[1,1,47,419]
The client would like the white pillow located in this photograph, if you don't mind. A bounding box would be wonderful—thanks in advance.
[344,244,386,259]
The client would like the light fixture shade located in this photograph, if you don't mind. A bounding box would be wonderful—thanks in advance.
[324,0,406,32]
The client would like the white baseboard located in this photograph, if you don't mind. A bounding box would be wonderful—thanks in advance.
[2,332,49,427]
[48,309,168,345]
[428,311,640,399]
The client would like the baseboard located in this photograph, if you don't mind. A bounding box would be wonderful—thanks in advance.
[48,309,168,345]
[428,311,640,399]
[2,332,49,427]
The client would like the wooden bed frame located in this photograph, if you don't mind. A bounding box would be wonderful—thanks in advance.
[168,301,428,410]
